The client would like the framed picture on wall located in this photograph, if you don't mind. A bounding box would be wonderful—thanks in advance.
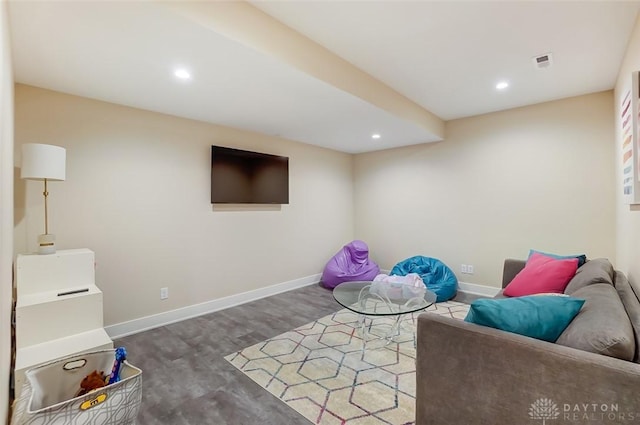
[622,70,640,204]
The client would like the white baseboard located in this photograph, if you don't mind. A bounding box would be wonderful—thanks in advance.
[105,274,498,339]
[457,281,501,297]
[105,273,321,339]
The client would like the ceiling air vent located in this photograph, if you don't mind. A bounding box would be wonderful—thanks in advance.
[532,52,553,69]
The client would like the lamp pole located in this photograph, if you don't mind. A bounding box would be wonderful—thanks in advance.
[43,178,49,235]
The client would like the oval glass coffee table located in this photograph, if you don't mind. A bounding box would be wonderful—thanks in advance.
[332,280,437,350]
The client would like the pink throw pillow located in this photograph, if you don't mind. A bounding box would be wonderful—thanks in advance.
[503,252,578,297]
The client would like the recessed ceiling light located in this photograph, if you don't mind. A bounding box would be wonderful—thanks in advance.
[174,69,191,80]
[496,81,509,90]
[372,134,381,139]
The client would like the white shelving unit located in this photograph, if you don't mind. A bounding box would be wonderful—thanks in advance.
[13,249,113,398]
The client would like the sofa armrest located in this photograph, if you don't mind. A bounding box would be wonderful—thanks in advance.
[502,258,525,288]
[416,313,640,425]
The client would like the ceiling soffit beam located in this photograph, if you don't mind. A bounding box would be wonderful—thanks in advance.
[161,1,444,141]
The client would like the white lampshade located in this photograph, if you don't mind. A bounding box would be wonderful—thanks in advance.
[21,143,66,181]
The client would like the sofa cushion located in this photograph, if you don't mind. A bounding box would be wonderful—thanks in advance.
[564,258,614,295]
[614,271,640,362]
[556,283,635,361]
[528,249,587,267]
[493,289,508,299]
[501,259,526,288]
[464,295,584,342]
[503,253,578,297]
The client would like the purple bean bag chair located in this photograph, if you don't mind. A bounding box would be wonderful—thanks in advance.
[321,240,380,289]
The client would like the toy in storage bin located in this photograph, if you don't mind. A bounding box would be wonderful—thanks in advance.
[11,349,142,425]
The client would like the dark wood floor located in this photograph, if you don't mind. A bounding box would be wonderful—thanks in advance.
[115,283,339,425]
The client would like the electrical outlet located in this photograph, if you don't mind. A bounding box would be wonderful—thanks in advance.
[468,265,474,274]
[160,287,169,300]
[461,264,468,274]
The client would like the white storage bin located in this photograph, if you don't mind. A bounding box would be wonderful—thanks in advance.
[16,249,95,297]
[16,285,104,348]
[14,329,113,400]
[11,349,142,425]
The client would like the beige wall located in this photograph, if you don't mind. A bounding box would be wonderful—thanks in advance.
[13,84,354,326]
[0,1,12,421]
[354,92,615,288]
[615,13,640,286]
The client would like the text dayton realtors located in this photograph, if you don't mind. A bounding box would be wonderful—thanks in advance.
[563,403,636,422]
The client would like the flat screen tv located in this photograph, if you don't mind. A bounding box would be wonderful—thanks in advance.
[211,146,289,204]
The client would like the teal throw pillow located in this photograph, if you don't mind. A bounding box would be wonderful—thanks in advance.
[464,296,585,342]
[528,249,587,267]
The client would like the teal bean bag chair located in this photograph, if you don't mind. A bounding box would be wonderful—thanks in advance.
[390,256,458,302]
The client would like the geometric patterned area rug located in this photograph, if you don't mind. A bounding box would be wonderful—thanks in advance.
[225,301,470,425]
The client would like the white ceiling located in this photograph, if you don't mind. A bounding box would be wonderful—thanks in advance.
[8,1,640,153]
[254,1,640,121]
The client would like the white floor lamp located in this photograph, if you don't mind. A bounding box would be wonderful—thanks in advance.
[20,143,66,255]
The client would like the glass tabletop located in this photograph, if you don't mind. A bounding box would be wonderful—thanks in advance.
[332,280,437,316]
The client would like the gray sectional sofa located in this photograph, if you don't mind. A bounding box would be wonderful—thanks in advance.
[416,258,640,425]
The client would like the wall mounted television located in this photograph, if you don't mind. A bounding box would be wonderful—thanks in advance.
[211,145,289,204]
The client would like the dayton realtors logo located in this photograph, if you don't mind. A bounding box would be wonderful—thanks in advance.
[529,398,638,423]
